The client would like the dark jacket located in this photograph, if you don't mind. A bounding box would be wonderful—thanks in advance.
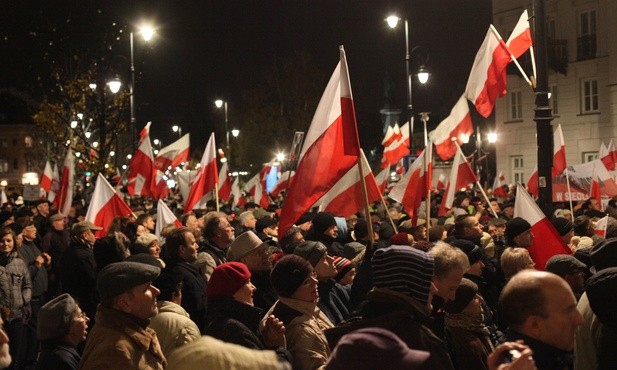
[59,238,98,320]
[199,240,227,267]
[317,279,351,325]
[18,239,48,298]
[164,257,208,333]
[506,330,572,370]
[35,340,80,370]
[325,288,454,370]
[250,270,278,312]
[445,320,494,370]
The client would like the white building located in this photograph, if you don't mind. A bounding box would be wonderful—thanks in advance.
[492,0,617,184]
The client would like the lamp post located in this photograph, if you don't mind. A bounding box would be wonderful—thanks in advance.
[214,99,230,151]
[172,125,182,138]
[386,15,430,155]
[130,24,155,152]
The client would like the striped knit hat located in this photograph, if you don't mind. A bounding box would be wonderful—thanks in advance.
[371,245,435,306]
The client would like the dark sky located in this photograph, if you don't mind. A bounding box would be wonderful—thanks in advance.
[1,0,492,159]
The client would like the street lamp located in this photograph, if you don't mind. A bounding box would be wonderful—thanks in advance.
[214,99,230,151]
[130,23,156,152]
[231,128,240,138]
[386,15,430,154]
[172,125,182,138]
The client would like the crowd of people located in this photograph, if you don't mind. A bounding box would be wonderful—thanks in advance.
[0,185,615,370]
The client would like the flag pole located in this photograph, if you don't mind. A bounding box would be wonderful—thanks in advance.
[454,142,498,218]
[357,150,375,247]
[489,25,533,88]
[424,141,432,239]
[215,183,220,212]
[565,167,574,216]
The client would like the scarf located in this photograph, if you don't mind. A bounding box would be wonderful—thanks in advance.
[445,312,495,351]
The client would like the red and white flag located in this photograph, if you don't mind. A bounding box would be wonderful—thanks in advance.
[40,161,53,194]
[53,148,74,217]
[139,121,151,143]
[184,133,218,212]
[155,199,182,238]
[86,173,134,238]
[492,171,508,198]
[590,166,602,209]
[150,169,170,200]
[464,27,511,118]
[513,183,572,270]
[231,177,243,208]
[243,173,260,195]
[438,147,478,216]
[278,46,361,235]
[527,124,567,197]
[382,121,410,167]
[218,162,231,202]
[315,151,382,219]
[429,95,474,161]
[271,171,295,198]
[436,173,446,190]
[375,167,390,193]
[506,10,533,59]
[381,125,397,147]
[154,133,190,171]
[599,139,617,171]
[48,163,60,202]
[254,180,270,209]
[389,146,432,220]
[594,215,608,238]
[127,124,155,197]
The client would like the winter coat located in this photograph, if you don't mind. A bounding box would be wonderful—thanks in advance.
[148,300,201,359]
[0,251,32,322]
[265,296,333,370]
[80,306,166,370]
[251,270,278,312]
[445,313,494,370]
[317,279,351,325]
[18,239,48,298]
[164,257,208,332]
[59,239,98,320]
[575,292,602,370]
[325,287,454,370]
[35,340,80,370]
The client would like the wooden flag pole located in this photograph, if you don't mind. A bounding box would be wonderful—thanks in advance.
[454,142,499,218]
[215,183,220,212]
[489,25,533,88]
[424,142,432,240]
[357,150,375,248]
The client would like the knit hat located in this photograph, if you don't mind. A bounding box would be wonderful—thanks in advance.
[390,232,412,246]
[343,242,365,260]
[255,216,277,234]
[71,220,103,236]
[293,241,327,267]
[552,217,573,236]
[505,217,532,244]
[325,327,430,370]
[443,278,478,314]
[296,212,315,226]
[135,233,158,249]
[270,255,313,298]
[371,245,435,307]
[311,212,337,235]
[207,262,252,298]
[49,212,65,222]
[449,239,483,265]
[586,267,617,327]
[37,293,78,340]
[576,236,594,249]
[590,237,617,272]
[545,254,587,277]
[333,257,353,282]
[0,211,13,226]
[97,261,161,301]
[227,231,266,261]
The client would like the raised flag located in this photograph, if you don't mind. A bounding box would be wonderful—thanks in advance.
[271,171,295,198]
[40,161,53,193]
[155,199,182,238]
[127,124,155,197]
[218,162,231,201]
[436,173,446,190]
[600,139,616,171]
[590,167,602,209]
[86,174,133,238]
[527,124,568,197]
[53,148,74,217]
[278,46,361,236]
[139,121,151,143]
[231,177,242,208]
[381,125,396,147]
[505,10,533,59]
[594,215,608,238]
[154,133,190,171]
[389,147,431,219]
[492,171,508,198]
[438,147,478,216]
[513,183,571,270]
[315,151,382,219]
[48,163,60,203]
[243,173,260,195]
[429,95,474,161]
[382,121,410,166]
[526,167,539,198]
[254,180,270,209]
[184,133,218,212]
[464,27,511,117]
[375,167,390,193]
[150,169,170,200]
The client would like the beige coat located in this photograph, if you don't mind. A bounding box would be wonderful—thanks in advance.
[575,292,602,370]
[148,300,201,358]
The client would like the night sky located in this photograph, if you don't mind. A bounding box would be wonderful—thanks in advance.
[2,0,492,164]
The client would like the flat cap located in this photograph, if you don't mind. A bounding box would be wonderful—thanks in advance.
[545,254,587,277]
[71,221,103,236]
[97,261,160,301]
[37,293,78,340]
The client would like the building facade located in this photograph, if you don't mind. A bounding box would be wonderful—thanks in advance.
[0,123,40,190]
[492,0,617,185]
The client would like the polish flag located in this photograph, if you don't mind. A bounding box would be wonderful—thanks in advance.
[429,95,474,161]
[527,167,539,198]
[155,199,182,239]
[464,27,511,118]
[492,171,508,198]
[127,125,155,197]
[53,148,74,217]
[315,151,382,219]
[231,177,243,208]
[184,133,218,212]
[48,163,60,203]
[506,10,533,59]
[375,167,390,193]
[40,161,53,193]
[389,146,431,220]
[436,173,446,190]
[254,180,270,209]
[527,124,568,197]
[150,169,170,200]
[86,174,134,238]
[438,147,478,216]
[278,46,361,236]
[218,162,232,201]
[381,125,397,147]
[594,215,608,238]
[243,173,260,195]
[382,121,410,166]
[139,121,151,143]
[600,139,616,171]
[395,158,406,175]
[154,133,190,171]
[513,183,571,270]
[271,171,295,198]
[590,167,602,209]
[112,168,122,186]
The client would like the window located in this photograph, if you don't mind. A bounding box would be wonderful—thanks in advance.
[508,90,523,120]
[549,85,559,115]
[24,136,33,148]
[578,10,597,60]
[581,78,599,113]
[582,152,598,163]
[511,156,525,184]
[0,159,8,173]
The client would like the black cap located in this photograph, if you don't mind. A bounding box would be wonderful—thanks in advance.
[590,237,617,272]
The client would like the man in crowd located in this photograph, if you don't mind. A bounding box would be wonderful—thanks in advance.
[505,217,534,248]
[198,212,235,281]
[80,261,166,369]
[236,211,257,235]
[41,212,70,297]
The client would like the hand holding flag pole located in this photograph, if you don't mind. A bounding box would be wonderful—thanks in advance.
[454,141,499,218]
